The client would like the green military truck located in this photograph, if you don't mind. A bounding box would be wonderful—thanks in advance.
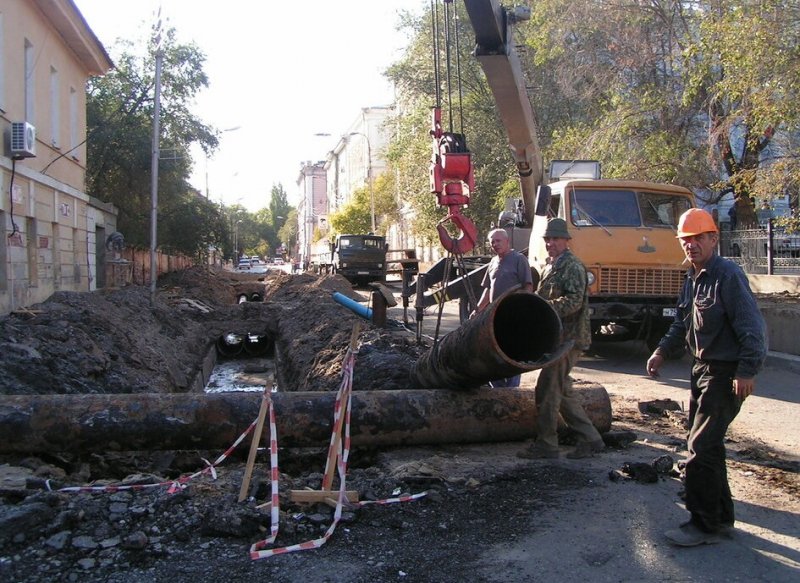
[311,234,388,286]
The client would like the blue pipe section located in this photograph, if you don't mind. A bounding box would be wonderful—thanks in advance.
[332,292,373,320]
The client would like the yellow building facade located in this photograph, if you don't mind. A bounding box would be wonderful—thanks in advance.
[0,0,114,314]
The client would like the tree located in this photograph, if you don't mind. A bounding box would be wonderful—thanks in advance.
[86,26,220,253]
[519,0,800,228]
[683,0,800,228]
[278,208,299,258]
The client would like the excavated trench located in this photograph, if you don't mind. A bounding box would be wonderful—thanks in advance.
[207,331,277,393]
[0,280,612,454]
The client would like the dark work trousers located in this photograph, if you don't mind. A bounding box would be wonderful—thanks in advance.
[686,358,741,533]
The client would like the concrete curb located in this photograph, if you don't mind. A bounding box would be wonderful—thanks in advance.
[766,350,800,374]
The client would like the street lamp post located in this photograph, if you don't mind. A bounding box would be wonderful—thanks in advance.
[349,131,375,233]
[233,219,242,263]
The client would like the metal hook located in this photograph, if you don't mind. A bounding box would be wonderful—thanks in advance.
[437,211,478,255]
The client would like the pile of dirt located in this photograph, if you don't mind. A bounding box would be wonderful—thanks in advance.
[0,267,421,396]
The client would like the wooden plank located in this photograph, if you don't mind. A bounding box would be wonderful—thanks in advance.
[369,282,398,307]
[290,489,360,504]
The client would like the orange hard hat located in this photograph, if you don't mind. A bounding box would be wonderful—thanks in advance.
[676,208,718,238]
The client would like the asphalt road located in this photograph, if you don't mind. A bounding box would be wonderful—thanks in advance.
[384,291,799,582]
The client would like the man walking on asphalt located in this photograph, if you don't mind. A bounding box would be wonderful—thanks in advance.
[646,208,766,547]
[473,228,533,387]
[518,218,605,460]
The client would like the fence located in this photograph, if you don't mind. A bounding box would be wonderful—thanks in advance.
[106,248,195,288]
[719,220,800,275]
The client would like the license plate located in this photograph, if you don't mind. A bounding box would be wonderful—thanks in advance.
[357,271,369,275]
[662,307,677,317]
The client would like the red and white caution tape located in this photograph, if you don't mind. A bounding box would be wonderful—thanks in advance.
[49,402,263,495]
[249,343,427,561]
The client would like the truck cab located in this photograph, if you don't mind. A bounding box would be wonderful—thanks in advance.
[529,178,695,349]
[332,234,388,286]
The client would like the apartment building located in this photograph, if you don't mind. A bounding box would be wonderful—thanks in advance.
[0,0,115,314]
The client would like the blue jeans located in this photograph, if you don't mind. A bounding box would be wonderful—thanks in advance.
[491,375,521,388]
[685,359,741,532]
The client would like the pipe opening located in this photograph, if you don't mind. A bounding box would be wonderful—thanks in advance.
[243,333,275,357]
[216,333,245,358]
[493,293,561,364]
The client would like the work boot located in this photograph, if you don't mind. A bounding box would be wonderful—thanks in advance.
[665,522,721,547]
[681,519,735,539]
[566,439,605,459]
[516,444,559,459]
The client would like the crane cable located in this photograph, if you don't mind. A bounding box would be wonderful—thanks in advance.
[429,1,480,344]
[431,0,467,138]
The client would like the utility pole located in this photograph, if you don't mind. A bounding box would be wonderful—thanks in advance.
[149,24,163,307]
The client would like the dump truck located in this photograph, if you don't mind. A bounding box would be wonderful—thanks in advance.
[310,234,388,286]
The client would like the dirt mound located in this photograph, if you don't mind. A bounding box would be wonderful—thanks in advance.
[0,267,421,396]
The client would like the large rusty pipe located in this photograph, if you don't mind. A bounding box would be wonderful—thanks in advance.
[0,385,611,454]
[411,291,566,389]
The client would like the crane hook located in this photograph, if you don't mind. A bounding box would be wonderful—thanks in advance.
[437,211,478,255]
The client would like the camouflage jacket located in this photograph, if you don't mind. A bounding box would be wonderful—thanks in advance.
[537,249,591,350]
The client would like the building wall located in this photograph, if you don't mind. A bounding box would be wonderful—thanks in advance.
[325,106,393,216]
[296,161,327,268]
[0,0,116,315]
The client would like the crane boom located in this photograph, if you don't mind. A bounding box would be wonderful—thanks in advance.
[463,0,542,226]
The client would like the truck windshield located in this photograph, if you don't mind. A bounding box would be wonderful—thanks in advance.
[638,192,693,228]
[338,237,383,249]
[570,188,691,228]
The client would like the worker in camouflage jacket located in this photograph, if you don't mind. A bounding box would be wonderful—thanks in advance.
[518,218,605,460]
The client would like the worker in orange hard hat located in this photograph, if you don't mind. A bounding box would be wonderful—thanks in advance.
[646,207,766,547]
[675,207,719,237]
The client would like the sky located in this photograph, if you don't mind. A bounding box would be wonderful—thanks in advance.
[72,0,426,211]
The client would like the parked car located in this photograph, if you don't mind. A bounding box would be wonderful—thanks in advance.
[273,258,285,265]
[237,258,252,270]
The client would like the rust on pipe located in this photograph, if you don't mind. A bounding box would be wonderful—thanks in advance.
[411,291,568,390]
[0,385,611,454]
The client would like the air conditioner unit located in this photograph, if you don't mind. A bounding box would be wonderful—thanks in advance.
[10,121,36,158]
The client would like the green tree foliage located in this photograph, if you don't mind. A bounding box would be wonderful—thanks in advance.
[85,26,220,254]
[278,208,299,256]
[329,184,374,235]
[683,0,800,227]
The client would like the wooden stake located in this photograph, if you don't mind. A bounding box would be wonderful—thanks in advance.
[238,390,270,502]
[321,323,361,492]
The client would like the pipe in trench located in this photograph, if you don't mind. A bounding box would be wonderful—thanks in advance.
[411,290,568,390]
[332,291,373,320]
[0,385,611,454]
[215,333,244,358]
[243,333,274,357]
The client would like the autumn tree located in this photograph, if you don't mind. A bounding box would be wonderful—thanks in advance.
[86,25,221,256]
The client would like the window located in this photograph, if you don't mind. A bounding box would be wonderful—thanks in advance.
[50,66,60,148]
[24,39,34,123]
[69,86,78,157]
[570,188,641,227]
[638,192,693,228]
[0,13,5,111]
